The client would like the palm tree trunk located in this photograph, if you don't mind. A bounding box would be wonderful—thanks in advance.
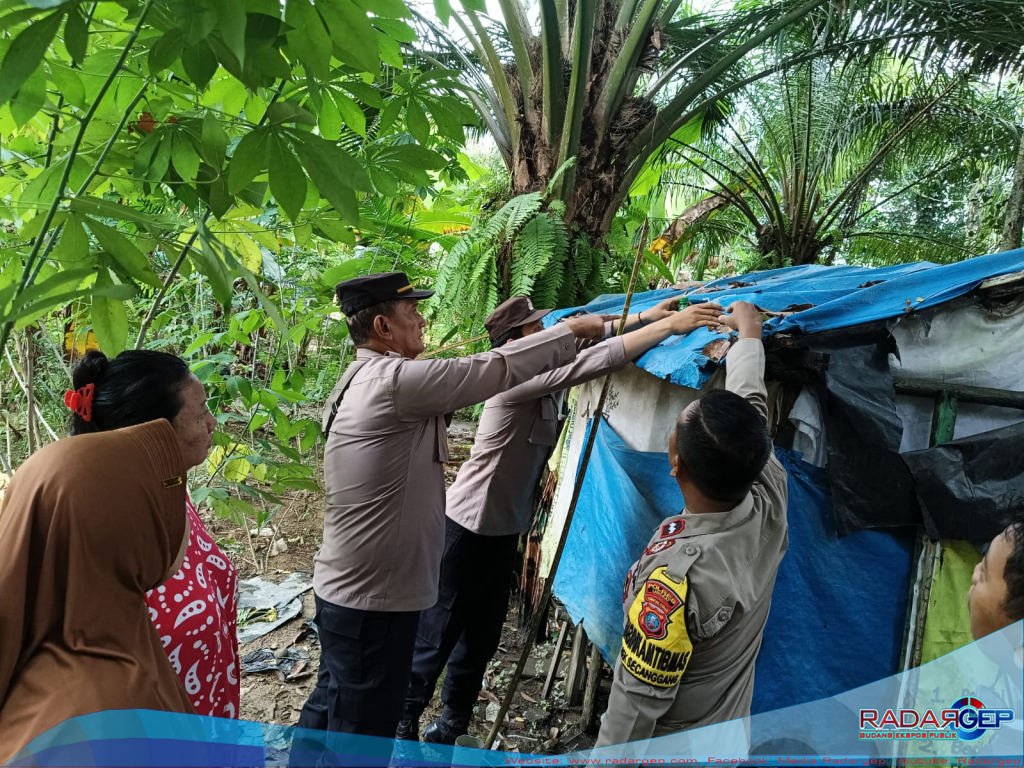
[999,132,1024,252]
[657,192,733,247]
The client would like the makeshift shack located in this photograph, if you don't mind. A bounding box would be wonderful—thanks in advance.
[531,250,1024,724]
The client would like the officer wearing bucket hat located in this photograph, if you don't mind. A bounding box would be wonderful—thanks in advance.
[296,272,614,740]
[399,293,724,744]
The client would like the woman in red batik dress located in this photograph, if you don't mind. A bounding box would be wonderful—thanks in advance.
[66,350,240,718]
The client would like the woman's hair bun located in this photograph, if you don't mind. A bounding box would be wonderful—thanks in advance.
[71,350,110,390]
[68,349,192,437]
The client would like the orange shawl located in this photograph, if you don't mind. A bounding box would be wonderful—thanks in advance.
[0,420,197,761]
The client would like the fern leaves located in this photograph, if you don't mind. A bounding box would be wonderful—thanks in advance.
[511,214,568,297]
[432,189,592,325]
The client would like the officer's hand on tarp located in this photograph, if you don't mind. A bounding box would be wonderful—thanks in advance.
[666,302,722,335]
[564,313,620,341]
[719,301,764,337]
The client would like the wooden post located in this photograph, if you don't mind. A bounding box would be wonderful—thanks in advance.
[893,377,1024,411]
[907,392,957,669]
[565,625,589,706]
[541,618,571,699]
[581,643,604,734]
[893,390,959,763]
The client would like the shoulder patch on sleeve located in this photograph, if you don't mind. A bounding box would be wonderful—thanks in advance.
[660,518,685,538]
[622,565,635,604]
[620,566,693,688]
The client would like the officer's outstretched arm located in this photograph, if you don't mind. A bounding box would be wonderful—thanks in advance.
[393,323,577,419]
[721,302,788,498]
[505,303,724,405]
[596,567,693,747]
[394,316,622,419]
[601,295,688,338]
[720,302,768,424]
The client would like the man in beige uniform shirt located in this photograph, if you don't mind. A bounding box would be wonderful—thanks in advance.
[399,294,725,743]
[294,273,610,740]
[597,301,789,746]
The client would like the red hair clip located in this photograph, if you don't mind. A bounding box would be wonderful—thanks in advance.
[64,383,95,422]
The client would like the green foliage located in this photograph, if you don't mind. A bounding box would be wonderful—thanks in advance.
[3,0,1024,561]
[645,57,1023,273]
[0,0,483,553]
[513,214,567,301]
[0,0,480,348]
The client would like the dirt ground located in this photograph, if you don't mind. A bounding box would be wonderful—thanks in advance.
[199,421,604,754]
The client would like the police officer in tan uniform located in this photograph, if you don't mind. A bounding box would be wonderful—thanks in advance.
[400,295,725,744]
[597,301,789,745]
[294,273,612,741]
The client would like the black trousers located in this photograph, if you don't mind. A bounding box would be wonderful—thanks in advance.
[295,595,419,737]
[403,517,519,721]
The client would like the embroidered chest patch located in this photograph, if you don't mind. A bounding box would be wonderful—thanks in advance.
[644,539,675,557]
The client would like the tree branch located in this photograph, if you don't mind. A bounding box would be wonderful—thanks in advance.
[134,231,200,349]
[999,131,1024,252]
[597,0,664,140]
[460,11,520,147]
[496,0,535,103]
[667,138,771,225]
[539,0,566,147]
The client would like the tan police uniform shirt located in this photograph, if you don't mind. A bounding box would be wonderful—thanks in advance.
[446,336,628,536]
[315,323,578,613]
[596,337,789,746]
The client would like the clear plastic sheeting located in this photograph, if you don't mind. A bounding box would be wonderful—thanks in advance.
[890,299,1024,451]
[236,572,313,644]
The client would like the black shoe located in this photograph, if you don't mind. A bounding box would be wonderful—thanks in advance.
[421,714,469,745]
[395,719,419,741]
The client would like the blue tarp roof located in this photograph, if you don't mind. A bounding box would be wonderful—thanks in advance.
[547,249,1024,389]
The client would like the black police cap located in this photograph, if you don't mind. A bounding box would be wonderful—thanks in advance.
[335,272,435,317]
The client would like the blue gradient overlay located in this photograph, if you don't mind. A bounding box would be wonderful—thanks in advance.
[6,622,1021,767]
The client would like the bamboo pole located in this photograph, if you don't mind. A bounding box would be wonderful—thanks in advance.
[564,624,589,706]
[541,618,571,699]
[420,332,489,359]
[483,221,651,749]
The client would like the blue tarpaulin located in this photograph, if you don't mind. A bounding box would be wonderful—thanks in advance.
[547,250,1024,389]
[553,421,915,714]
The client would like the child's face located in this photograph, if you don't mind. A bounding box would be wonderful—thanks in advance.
[968,528,1014,641]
